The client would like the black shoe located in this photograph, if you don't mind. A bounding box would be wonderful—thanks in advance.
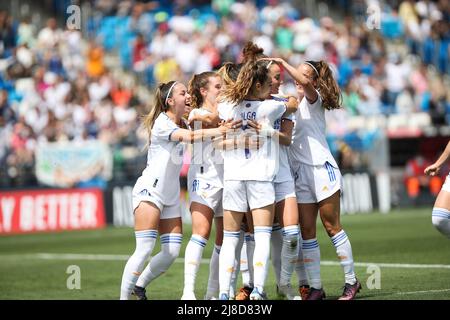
[132,286,147,300]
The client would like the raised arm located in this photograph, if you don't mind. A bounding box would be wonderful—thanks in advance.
[262,57,318,104]
[425,141,450,176]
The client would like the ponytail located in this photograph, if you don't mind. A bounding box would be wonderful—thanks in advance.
[142,81,177,144]
[306,60,342,110]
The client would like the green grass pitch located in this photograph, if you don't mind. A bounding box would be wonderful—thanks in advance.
[0,208,449,300]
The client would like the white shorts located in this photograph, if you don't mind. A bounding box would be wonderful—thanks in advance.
[442,173,450,193]
[223,180,275,212]
[188,178,223,217]
[132,184,181,220]
[274,180,296,203]
[293,161,342,203]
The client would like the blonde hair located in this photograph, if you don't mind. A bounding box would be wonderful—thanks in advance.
[220,42,270,105]
[305,60,342,110]
[217,62,241,88]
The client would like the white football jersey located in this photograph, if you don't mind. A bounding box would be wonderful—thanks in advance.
[138,112,185,206]
[274,112,294,183]
[217,100,234,120]
[188,108,224,188]
[223,99,286,181]
[289,92,338,167]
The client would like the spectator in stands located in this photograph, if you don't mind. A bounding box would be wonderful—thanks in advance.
[86,41,105,78]
[17,16,36,48]
[412,62,429,94]
[396,86,417,114]
[0,0,449,191]
[154,53,181,84]
[37,18,61,50]
[0,10,17,58]
[384,53,410,114]
[0,89,15,123]
[111,82,132,108]
[132,33,147,73]
[404,154,441,203]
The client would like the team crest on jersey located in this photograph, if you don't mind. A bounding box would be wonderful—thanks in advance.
[192,179,200,192]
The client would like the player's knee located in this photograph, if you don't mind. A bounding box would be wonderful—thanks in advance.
[432,215,444,229]
[432,208,450,237]
[132,245,153,261]
[283,233,299,250]
[192,227,211,239]
[432,214,447,232]
[163,245,181,262]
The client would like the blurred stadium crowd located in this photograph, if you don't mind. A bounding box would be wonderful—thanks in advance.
[0,0,449,188]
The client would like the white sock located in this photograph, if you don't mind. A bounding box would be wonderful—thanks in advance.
[240,235,248,282]
[219,231,240,297]
[244,233,255,288]
[280,225,300,286]
[205,245,221,299]
[331,230,356,285]
[253,226,272,293]
[229,229,244,297]
[432,208,450,238]
[120,230,157,300]
[271,223,283,286]
[183,234,207,295]
[295,228,309,287]
[302,238,322,289]
[135,233,182,288]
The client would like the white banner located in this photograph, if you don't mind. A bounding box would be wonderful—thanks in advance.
[36,140,113,188]
[341,172,374,214]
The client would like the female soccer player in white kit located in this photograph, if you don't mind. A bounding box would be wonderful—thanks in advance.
[218,53,297,300]
[244,53,303,300]
[119,81,239,300]
[181,71,225,300]
[265,57,361,300]
[425,140,450,238]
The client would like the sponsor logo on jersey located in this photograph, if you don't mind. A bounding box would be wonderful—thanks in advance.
[139,189,151,197]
